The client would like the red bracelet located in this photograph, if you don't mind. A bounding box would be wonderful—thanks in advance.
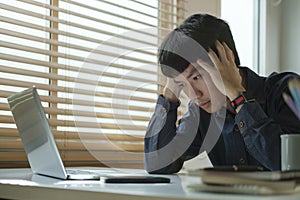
[230,93,247,111]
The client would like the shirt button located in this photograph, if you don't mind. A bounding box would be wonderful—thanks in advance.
[234,125,239,132]
[162,108,167,113]
[239,121,245,128]
[239,157,245,164]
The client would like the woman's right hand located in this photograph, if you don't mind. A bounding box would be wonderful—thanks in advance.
[163,78,183,102]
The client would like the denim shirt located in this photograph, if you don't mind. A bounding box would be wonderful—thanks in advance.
[144,67,300,174]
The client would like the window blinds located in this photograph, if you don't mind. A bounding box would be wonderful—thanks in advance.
[0,0,185,169]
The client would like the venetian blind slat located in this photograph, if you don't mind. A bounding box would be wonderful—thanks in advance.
[0,53,162,83]
[21,0,161,36]
[0,3,157,44]
[0,90,154,113]
[0,65,159,94]
[0,79,157,104]
[0,128,144,141]
[0,0,185,169]
[0,41,158,74]
[0,15,173,45]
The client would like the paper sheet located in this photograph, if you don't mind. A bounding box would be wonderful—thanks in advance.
[183,151,213,170]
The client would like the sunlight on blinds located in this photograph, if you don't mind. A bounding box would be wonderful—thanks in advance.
[0,0,185,168]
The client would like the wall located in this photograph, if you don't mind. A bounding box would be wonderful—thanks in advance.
[185,0,300,75]
[251,0,300,75]
[254,0,300,75]
[184,0,220,18]
[259,0,282,75]
[280,0,300,73]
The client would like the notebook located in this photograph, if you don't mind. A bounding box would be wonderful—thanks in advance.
[7,87,100,180]
[187,166,300,195]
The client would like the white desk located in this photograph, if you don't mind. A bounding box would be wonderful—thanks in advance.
[0,167,299,200]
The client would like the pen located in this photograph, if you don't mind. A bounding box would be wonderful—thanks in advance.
[283,92,300,120]
[288,78,300,112]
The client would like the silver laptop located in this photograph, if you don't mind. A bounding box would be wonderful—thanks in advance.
[7,87,100,180]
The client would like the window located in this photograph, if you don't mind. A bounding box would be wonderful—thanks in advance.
[0,0,185,169]
[221,0,258,72]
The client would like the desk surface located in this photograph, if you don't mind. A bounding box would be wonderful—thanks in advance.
[0,167,300,200]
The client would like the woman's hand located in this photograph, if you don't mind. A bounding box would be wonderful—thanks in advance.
[197,40,245,100]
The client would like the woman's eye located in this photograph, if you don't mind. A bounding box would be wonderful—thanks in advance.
[193,74,201,80]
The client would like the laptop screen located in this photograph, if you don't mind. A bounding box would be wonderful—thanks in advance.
[7,87,67,179]
[8,89,48,153]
